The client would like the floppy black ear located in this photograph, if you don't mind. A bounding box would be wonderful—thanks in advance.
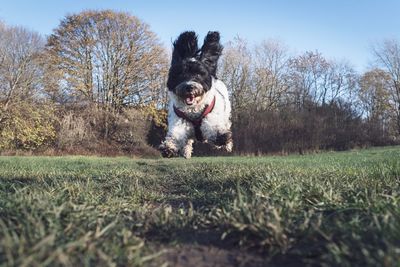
[171,31,199,66]
[200,31,223,76]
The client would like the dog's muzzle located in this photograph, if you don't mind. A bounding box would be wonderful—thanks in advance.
[175,81,204,105]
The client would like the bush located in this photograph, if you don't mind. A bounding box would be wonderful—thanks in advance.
[57,110,95,150]
[231,102,367,155]
[56,105,160,157]
[0,102,57,150]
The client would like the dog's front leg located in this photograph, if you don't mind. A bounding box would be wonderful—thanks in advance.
[182,139,194,159]
[159,136,179,158]
[159,120,192,158]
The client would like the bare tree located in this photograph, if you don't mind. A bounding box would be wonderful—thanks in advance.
[46,10,169,112]
[0,24,44,125]
[0,22,4,66]
[359,69,391,119]
[219,37,253,114]
[327,61,358,106]
[0,24,56,149]
[252,39,290,111]
[359,69,395,141]
[372,39,400,134]
[287,51,356,109]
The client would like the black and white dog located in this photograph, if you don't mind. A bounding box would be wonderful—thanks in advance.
[159,31,233,158]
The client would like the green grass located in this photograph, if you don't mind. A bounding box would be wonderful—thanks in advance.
[1,147,400,266]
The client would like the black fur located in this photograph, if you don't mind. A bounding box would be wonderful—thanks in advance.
[170,31,199,66]
[200,31,223,76]
[167,31,223,97]
[215,131,233,147]
[160,146,178,158]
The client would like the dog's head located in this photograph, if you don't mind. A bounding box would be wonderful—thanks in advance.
[167,31,223,106]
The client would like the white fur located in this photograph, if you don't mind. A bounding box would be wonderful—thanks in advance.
[161,78,232,158]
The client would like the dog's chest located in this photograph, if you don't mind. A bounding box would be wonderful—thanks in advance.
[175,101,208,120]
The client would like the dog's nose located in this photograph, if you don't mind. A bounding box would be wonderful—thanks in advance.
[185,84,193,92]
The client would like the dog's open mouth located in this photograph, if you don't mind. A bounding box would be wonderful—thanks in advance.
[185,94,195,105]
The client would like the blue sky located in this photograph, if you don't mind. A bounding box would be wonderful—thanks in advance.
[1,0,399,72]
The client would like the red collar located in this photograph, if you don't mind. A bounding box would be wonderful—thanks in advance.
[173,96,216,141]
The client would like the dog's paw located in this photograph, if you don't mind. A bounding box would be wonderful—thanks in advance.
[225,140,233,152]
[214,132,233,152]
[182,139,194,159]
[161,147,178,158]
[215,132,232,146]
[159,143,178,158]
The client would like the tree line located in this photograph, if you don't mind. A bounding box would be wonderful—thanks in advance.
[0,10,399,156]
[218,38,400,154]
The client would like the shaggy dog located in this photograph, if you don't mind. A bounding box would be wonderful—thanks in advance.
[159,31,233,158]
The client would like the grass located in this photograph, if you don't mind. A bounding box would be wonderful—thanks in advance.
[0,146,400,266]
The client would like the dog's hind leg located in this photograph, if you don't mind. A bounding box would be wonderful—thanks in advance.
[215,131,233,152]
[182,139,194,159]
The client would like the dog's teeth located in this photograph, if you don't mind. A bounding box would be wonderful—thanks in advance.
[186,96,194,105]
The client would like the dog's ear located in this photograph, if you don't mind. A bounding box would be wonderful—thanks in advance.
[200,31,223,76]
[171,31,199,65]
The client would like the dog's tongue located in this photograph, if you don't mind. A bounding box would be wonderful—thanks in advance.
[185,95,195,105]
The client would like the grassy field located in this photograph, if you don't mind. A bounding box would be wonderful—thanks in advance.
[1,147,400,266]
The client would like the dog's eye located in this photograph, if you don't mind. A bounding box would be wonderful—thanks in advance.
[197,70,207,77]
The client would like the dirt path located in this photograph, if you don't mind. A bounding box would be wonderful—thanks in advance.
[160,244,267,267]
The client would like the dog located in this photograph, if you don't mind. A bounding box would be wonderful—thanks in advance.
[159,31,233,158]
